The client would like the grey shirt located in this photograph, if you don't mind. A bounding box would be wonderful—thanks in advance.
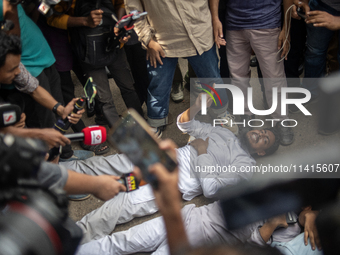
[38,162,68,191]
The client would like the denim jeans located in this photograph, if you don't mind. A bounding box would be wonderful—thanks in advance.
[146,45,228,128]
[304,0,340,98]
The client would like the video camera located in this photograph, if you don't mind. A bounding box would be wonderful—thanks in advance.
[6,0,72,16]
[0,134,82,254]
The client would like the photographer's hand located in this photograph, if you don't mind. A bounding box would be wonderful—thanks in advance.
[61,98,85,124]
[148,139,189,255]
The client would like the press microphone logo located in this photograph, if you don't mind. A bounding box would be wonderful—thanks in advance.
[3,111,16,125]
[91,130,102,145]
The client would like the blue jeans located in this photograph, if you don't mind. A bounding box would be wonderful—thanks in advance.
[146,45,228,127]
[304,0,340,98]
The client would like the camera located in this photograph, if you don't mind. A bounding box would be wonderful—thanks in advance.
[0,134,82,255]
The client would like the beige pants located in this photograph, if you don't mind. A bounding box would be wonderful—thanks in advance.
[226,28,288,121]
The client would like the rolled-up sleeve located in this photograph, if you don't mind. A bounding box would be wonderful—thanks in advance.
[14,63,39,94]
[125,0,155,49]
[38,162,69,191]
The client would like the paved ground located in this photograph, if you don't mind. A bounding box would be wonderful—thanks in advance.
[68,57,340,253]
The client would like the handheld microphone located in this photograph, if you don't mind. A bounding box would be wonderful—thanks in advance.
[0,104,21,127]
[64,126,107,146]
[118,173,139,192]
[54,98,86,134]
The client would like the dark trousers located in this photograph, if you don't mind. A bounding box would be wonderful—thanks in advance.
[125,43,149,106]
[81,48,143,127]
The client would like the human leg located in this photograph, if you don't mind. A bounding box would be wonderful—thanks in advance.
[146,57,178,128]
[107,48,143,116]
[304,0,338,98]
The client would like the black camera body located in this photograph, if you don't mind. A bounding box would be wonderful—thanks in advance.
[0,134,82,255]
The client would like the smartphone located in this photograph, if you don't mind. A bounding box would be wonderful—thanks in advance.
[84,77,97,104]
[286,211,298,224]
[108,109,177,189]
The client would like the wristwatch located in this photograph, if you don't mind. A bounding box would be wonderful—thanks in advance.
[52,102,62,114]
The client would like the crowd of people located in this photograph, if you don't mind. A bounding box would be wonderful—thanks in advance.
[1,0,340,254]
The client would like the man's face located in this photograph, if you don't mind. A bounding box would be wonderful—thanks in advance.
[246,129,275,155]
[0,53,21,84]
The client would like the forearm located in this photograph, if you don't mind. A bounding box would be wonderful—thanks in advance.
[283,0,295,27]
[209,0,220,20]
[1,126,45,140]
[162,207,189,255]
[64,170,101,194]
[67,16,88,27]
[259,222,279,243]
[179,105,201,123]
[30,86,62,114]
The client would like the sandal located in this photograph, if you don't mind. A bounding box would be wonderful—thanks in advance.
[80,141,110,155]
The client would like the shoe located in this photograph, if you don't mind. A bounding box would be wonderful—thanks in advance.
[80,141,110,155]
[59,150,95,162]
[171,81,184,103]
[250,56,258,67]
[217,112,239,135]
[278,124,294,146]
[150,127,162,138]
[68,194,91,201]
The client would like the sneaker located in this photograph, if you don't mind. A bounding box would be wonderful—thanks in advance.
[217,112,239,135]
[171,81,184,103]
[68,194,91,201]
[277,124,294,146]
[59,150,95,162]
[150,127,163,138]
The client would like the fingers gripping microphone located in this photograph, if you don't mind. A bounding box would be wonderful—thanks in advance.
[54,98,85,134]
[64,126,107,146]
[0,104,21,127]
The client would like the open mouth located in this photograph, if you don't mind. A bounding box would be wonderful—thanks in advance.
[251,132,259,143]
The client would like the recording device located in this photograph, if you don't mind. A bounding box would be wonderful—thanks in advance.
[106,10,147,51]
[297,7,306,20]
[6,0,72,17]
[54,97,86,134]
[118,173,139,192]
[285,211,298,224]
[0,103,21,127]
[84,77,97,118]
[0,134,82,254]
[0,20,14,32]
[109,108,177,189]
[64,126,107,145]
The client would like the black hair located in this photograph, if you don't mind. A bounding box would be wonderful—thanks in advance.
[0,32,21,68]
[239,127,281,156]
[264,127,280,156]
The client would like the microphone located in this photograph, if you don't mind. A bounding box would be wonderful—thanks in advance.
[54,98,86,134]
[64,126,107,145]
[0,104,21,127]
